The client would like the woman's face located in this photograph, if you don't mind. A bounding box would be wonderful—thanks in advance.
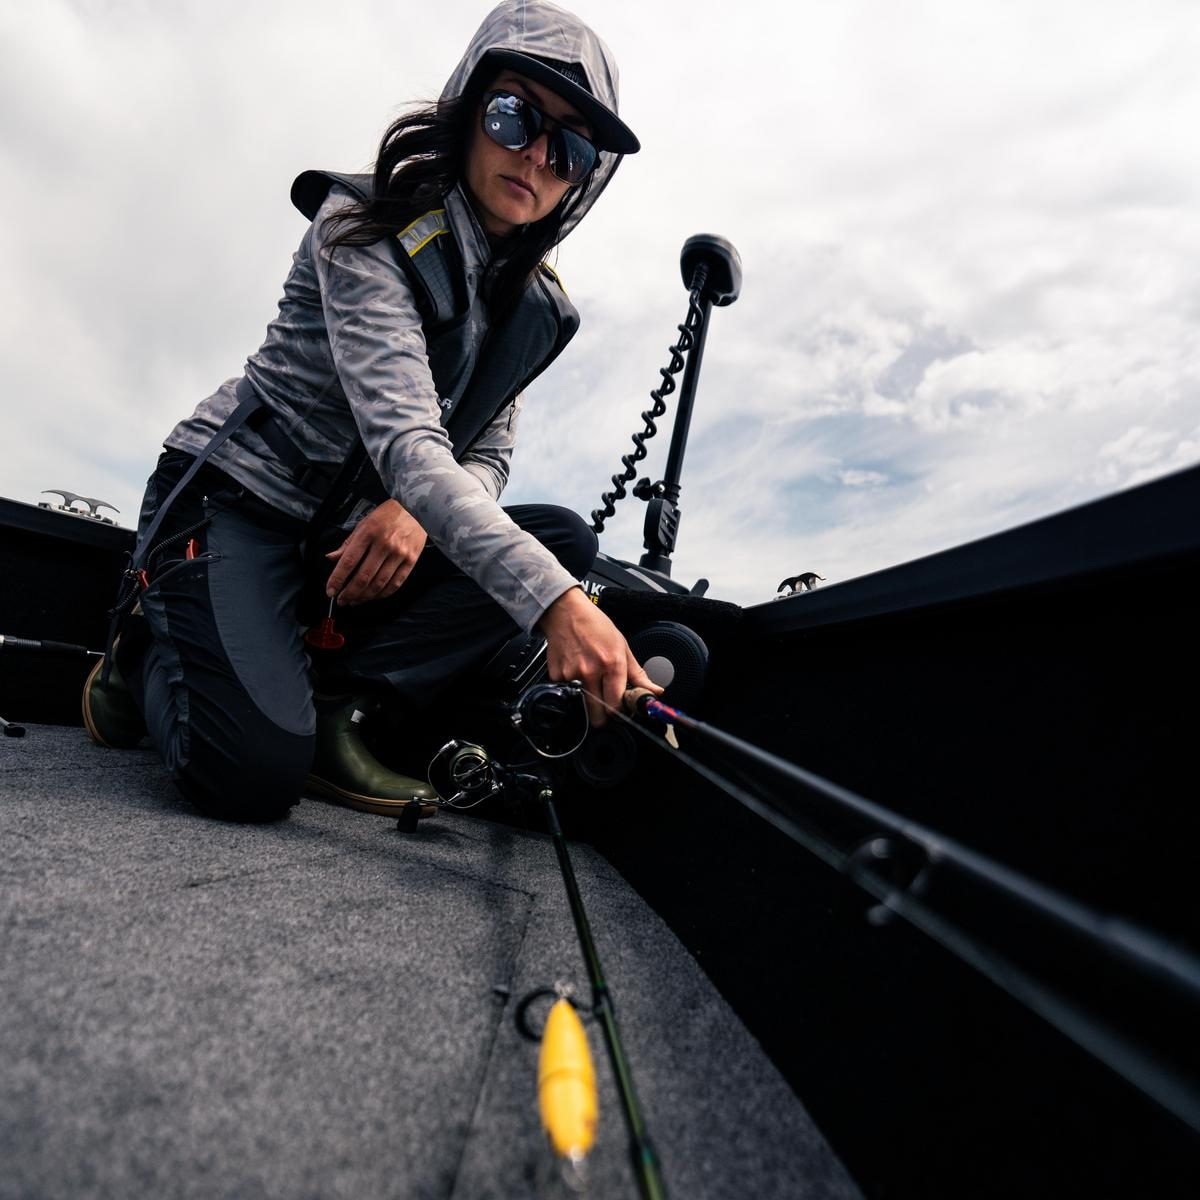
[464,71,592,237]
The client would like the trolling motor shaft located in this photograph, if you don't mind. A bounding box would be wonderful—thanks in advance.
[639,235,742,577]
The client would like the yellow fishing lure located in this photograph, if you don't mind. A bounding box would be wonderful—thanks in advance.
[538,998,598,1160]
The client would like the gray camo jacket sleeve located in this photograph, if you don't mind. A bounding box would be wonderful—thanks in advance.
[459,393,522,500]
[312,205,578,631]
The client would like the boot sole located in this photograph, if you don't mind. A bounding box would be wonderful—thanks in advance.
[81,658,105,745]
[305,773,440,819]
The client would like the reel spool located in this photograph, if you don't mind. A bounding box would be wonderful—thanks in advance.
[428,740,498,809]
[512,682,590,759]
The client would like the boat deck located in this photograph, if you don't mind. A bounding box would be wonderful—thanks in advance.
[1,725,859,1199]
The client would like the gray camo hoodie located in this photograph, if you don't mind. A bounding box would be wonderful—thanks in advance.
[165,0,630,632]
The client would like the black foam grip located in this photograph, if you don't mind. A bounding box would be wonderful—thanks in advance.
[0,636,92,656]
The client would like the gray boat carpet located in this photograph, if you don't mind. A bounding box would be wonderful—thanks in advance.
[1,726,860,1200]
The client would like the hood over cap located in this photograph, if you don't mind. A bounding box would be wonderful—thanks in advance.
[441,0,636,241]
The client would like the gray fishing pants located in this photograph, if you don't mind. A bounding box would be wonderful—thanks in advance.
[123,451,596,821]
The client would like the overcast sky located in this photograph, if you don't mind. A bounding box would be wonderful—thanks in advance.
[3,0,1198,606]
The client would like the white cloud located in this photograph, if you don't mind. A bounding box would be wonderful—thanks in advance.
[1100,426,1175,466]
[837,469,889,488]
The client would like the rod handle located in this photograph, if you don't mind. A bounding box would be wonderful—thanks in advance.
[622,687,657,715]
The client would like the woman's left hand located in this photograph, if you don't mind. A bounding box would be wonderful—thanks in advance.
[324,499,427,605]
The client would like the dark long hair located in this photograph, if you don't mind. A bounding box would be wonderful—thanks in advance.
[322,86,583,318]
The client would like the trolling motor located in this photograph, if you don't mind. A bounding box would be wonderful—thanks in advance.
[478,237,743,791]
[589,233,742,592]
[637,236,742,576]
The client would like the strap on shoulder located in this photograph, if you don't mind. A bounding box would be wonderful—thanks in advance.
[537,261,569,299]
[291,171,459,326]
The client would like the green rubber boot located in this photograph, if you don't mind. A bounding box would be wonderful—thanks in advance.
[82,646,147,749]
[306,694,439,819]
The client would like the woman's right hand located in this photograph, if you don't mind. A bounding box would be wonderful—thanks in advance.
[538,587,663,725]
[324,498,427,606]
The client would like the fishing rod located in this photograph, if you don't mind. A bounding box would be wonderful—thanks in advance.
[427,682,667,1199]
[0,634,101,658]
[602,687,1200,1137]
[421,662,1199,1172]
[537,777,666,1200]
[0,634,102,738]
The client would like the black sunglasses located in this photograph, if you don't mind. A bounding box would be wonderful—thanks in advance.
[480,90,599,186]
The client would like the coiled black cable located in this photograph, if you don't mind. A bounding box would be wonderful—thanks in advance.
[590,269,709,534]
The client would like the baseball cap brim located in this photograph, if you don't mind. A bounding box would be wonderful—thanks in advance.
[477,48,640,155]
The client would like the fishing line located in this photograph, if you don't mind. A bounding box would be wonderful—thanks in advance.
[586,687,1200,1135]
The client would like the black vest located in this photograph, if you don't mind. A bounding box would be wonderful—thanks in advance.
[291,170,580,459]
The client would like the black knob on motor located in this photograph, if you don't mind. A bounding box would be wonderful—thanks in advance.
[680,234,742,306]
[627,621,710,711]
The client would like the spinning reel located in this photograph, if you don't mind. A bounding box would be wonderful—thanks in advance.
[426,681,592,811]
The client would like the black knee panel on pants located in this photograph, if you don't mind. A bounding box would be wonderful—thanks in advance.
[168,657,313,822]
[177,716,314,823]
